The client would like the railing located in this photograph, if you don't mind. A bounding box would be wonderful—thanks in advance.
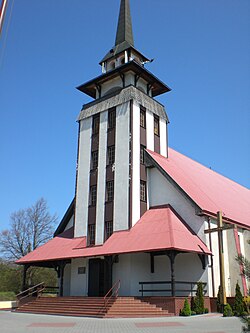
[42,286,59,296]
[139,281,207,297]
[104,280,120,309]
[16,282,45,306]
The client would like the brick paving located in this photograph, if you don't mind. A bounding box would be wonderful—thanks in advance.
[0,311,243,333]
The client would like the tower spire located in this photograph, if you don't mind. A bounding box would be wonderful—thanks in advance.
[115,0,134,47]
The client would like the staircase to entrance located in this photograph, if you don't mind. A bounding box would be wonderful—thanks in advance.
[15,296,173,318]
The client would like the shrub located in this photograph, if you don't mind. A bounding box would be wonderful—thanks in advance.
[223,303,233,317]
[217,285,223,313]
[233,282,245,316]
[193,282,205,314]
[0,292,16,301]
[180,298,191,316]
[204,308,209,314]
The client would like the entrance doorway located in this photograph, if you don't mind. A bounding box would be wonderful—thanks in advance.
[88,258,112,296]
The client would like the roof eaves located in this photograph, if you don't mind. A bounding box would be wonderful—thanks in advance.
[54,199,75,237]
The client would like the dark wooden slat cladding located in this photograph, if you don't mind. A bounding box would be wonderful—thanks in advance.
[140,105,147,218]
[91,135,99,151]
[107,128,115,146]
[104,108,116,239]
[140,126,146,146]
[88,206,96,225]
[105,202,114,221]
[140,201,147,216]
[89,171,98,186]
[140,164,147,181]
[154,134,160,154]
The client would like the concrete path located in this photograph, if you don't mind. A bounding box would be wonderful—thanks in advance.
[0,311,243,333]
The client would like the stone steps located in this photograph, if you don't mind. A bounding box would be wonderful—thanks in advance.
[15,296,174,318]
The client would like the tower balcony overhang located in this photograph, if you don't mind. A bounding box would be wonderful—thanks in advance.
[76,60,171,99]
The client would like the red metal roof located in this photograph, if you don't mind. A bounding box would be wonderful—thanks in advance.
[16,205,211,264]
[147,149,250,228]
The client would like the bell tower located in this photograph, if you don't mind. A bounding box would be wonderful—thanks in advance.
[74,0,171,246]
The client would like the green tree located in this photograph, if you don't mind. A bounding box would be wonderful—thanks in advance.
[193,282,205,314]
[223,303,233,317]
[216,285,223,313]
[233,282,245,316]
[180,298,191,316]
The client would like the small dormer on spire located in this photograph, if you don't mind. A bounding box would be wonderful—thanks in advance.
[100,0,150,73]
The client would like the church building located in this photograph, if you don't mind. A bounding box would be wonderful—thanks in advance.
[17,0,250,316]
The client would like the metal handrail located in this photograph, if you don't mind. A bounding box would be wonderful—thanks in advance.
[104,280,120,309]
[16,282,45,302]
[139,280,207,297]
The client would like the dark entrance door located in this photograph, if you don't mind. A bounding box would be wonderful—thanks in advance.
[88,258,112,297]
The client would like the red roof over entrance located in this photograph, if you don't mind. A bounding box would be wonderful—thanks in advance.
[16,205,211,265]
[147,149,250,228]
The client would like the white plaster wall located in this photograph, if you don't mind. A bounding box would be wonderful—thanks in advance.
[113,252,207,297]
[132,101,141,226]
[175,254,208,296]
[64,215,74,232]
[75,118,92,237]
[243,229,250,291]
[63,264,71,296]
[223,227,232,296]
[70,258,88,296]
[113,254,132,296]
[114,102,130,231]
[102,77,122,96]
[148,167,205,237]
[137,78,147,94]
[124,72,134,86]
[146,110,154,151]
[226,229,241,296]
[159,118,167,157]
[95,111,108,245]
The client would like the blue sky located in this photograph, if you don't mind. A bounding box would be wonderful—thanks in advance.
[0,0,249,230]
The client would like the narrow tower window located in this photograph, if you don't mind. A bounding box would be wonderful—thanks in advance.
[107,146,115,166]
[106,181,114,202]
[88,224,96,246]
[140,145,146,164]
[91,151,98,170]
[92,114,100,135]
[105,221,113,240]
[140,107,146,128]
[89,185,97,206]
[140,181,147,202]
[154,115,159,136]
[108,108,116,130]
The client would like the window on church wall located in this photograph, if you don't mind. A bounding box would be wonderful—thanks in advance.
[107,145,115,166]
[91,151,98,170]
[140,107,146,128]
[92,114,100,135]
[154,115,159,136]
[140,145,146,164]
[108,108,116,130]
[140,181,147,202]
[105,221,113,241]
[106,181,114,202]
[89,185,97,206]
[88,224,96,246]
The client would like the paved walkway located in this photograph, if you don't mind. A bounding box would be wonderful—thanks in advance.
[0,311,243,333]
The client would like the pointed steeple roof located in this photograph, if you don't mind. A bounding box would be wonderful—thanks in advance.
[115,0,134,47]
[100,0,149,64]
